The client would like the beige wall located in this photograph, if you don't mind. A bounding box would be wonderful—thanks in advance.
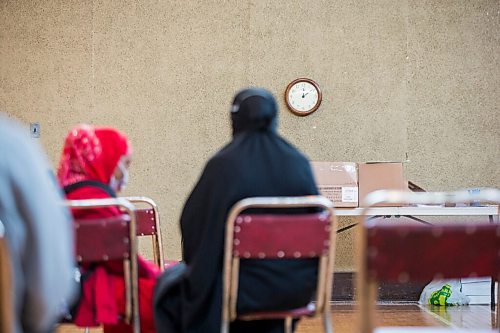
[1,0,499,270]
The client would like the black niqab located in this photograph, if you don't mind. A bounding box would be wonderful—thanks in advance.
[154,88,319,333]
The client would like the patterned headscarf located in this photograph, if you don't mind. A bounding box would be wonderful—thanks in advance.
[57,124,131,187]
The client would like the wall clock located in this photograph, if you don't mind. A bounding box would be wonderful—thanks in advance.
[285,78,322,116]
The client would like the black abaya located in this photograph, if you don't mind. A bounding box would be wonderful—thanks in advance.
[154,88,320,333]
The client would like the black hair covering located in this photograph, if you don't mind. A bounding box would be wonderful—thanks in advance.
[230,88,278,135]
[154,88,319,333]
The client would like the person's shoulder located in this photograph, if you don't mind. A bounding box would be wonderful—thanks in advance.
[206,141,238,167]
[203,154,225,175]
[0,114,32,150]
[194,149,238,183]
[0,114,47,171]
[66,185,112,200]
[67,186,119,218]
[210,140,234,160]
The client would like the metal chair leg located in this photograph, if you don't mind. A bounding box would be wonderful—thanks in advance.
[496,278,499,331]
[84,328,90,333]
[221,320,229,333]
[323,312,333,333]
[284,317,293,333]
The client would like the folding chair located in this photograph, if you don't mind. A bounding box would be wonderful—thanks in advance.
[221,196,338,333]
[0,220,13,333]
[124,196,165,271]
[357,189,500,333]
[67,198,140,333]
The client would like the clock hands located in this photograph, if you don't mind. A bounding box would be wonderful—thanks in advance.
[301,90,313,98]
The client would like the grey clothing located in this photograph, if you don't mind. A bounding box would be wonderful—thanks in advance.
[0,115,76,333]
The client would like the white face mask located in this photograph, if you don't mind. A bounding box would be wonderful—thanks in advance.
[109,161,129,192]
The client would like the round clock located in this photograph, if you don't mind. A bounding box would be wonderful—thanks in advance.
[285,78,322,116]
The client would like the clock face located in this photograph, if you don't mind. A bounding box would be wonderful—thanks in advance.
[285,78,322,116]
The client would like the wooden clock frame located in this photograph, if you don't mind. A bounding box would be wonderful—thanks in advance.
[284,78,322,116]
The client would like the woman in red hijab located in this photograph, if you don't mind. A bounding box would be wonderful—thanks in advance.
[57,124,159,333]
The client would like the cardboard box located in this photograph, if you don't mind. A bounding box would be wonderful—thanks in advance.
[310,162,358,207]
[358,162,406,207]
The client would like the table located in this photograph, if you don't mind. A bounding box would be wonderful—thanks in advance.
[334,205,498,233]
[333,205,499,308]
[335,205,498,217]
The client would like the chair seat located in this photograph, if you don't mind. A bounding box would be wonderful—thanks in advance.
[237,303,316,321]
[375,327,496,333]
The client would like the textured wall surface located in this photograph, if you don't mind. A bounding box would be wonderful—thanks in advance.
[1,0,498,270]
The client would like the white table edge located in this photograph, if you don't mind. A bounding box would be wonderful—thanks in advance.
[334,205,499,216]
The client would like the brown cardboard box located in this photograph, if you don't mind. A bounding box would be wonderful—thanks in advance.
[358,162,406,207]
[310,162,358,207]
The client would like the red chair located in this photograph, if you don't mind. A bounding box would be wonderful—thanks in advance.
[125,196,166,271]
[67,198,140,333]
[221,196,338,333]
[357,189,500,333]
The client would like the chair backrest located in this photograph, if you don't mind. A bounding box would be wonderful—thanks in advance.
[74,215,131,263]
[66,198,140,333]
[357,188,500,333]
[0,220,13,333]
[222,196,337,324]
[135,209,157,235]
[233,213,331,259]
[365,222,500,283]
[124,196,165,271]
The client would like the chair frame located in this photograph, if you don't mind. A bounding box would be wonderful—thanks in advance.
[66,198,140,333]
[357,189,500,333]
[124,196,165,271]
[221,195,338,333]
[0,220,14,333]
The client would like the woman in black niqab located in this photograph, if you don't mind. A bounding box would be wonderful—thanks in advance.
[154,88,320,333]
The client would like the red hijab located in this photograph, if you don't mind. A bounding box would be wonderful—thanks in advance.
[57,125,131,187]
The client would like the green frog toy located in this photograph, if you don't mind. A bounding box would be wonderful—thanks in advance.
[429,283,452,306]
